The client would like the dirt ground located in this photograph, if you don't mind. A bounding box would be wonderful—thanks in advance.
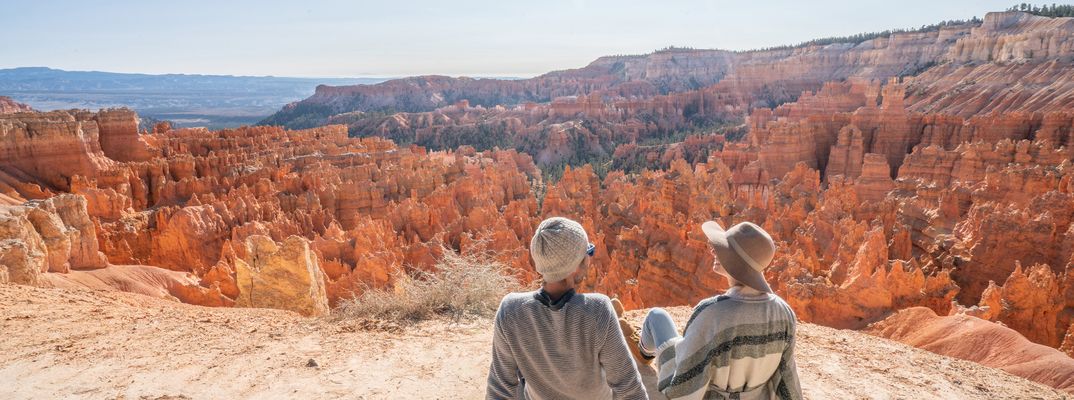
[0,284,1066,399]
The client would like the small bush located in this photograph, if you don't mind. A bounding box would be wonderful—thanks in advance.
[337,250,521,322]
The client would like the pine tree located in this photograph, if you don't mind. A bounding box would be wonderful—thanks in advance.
[1009,3,1074,17]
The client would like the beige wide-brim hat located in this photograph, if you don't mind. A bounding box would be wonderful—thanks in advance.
[701,221,775,293]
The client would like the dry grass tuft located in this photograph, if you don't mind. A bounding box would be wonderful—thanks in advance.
[337,250,521,322]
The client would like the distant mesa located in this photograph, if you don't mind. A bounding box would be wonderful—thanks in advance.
[0,67,385,129]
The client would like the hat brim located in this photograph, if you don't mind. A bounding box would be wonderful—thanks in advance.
[701,221,772,293]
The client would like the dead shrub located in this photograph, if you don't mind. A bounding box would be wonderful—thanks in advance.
[337,250,521,322]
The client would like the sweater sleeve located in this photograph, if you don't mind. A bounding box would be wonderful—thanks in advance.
[598,301,649,400]
[655,335,708,400]
[656,299,723,400]
[486,305,520,400]
[770,328,803,400]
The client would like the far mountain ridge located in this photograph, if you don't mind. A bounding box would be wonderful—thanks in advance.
[0,67,379,91]
[264,11,1042,129]
[0,67,385,129]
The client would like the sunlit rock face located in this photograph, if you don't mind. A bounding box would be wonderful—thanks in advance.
[0,194,107,285]
[0,107,542,314]
[869,306,1074,393]
[0,96,33,114]
[234,235,330,317]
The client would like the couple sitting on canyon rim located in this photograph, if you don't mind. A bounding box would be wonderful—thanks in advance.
[486,217,802,400]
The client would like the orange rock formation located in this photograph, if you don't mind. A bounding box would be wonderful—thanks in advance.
[3,10,1074,393]
[0,96,33,114]
[870,307,1074,392]
[0,108,541,311]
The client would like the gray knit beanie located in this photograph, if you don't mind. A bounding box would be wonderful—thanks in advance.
[530,217,589,283]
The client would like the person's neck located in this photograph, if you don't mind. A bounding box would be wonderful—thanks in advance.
[542,280,576,302]
[729,283,764,296]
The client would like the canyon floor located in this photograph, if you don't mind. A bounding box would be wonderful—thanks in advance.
[0,284,1066,400]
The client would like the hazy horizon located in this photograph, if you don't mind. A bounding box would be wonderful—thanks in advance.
[3,0,1018,78]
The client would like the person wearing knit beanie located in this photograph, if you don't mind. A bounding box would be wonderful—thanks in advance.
[530,217,591,283]
[486,217,647,400]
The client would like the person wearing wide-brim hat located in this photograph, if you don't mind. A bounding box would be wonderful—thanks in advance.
[637,221,802,400]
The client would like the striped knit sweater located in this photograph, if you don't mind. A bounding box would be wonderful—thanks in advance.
[486,291,648,400]
[654,287,802,400]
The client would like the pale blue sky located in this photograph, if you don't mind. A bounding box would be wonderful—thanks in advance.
[1,0,1017,78]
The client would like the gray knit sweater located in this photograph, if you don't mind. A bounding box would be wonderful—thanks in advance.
[486,291,648,400]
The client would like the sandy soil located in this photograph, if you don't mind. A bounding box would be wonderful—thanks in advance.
[0,284,1066,399]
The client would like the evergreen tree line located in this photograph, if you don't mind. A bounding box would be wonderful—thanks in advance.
[747,18,983,52]
[1008,3,1074,17]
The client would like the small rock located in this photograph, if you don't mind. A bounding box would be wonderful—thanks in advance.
[305,358,319,368]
